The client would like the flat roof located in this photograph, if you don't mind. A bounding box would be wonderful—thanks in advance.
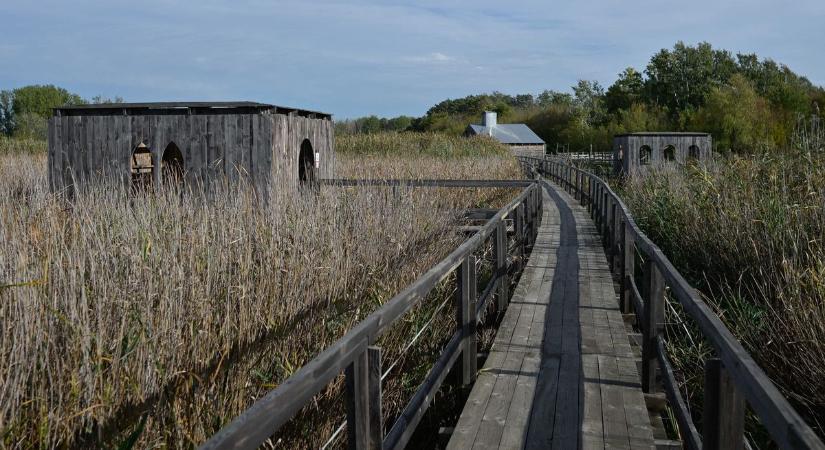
[54,102,332,119]
[615,132,709,137]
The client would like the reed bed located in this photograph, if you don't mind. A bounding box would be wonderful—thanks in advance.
[0,134,522,448]
[620,154,825,441]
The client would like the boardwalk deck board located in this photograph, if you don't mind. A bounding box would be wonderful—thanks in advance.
[448,179,655,450]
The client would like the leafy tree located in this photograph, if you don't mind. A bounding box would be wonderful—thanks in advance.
[12,84,85,118]
[14,112,49,140]
[0,90,13,136]
[537,90,573,107]
[572,79,606,127]
[615,103,672,133]
[0,85,85,139]
[691,74,779,152]
[645,41,737,112]
[91,95,125,104]
[605,68,644,114]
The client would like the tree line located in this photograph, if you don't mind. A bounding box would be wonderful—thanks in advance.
[0,85,122,140]
[339,41,825,153]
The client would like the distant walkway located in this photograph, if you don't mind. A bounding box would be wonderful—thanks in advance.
[447,179,655,450]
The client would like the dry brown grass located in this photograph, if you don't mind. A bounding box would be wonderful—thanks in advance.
[0,134,521,448]
[620,154,825,440]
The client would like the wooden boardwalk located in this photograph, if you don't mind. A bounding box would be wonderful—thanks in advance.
[447,180,655,450]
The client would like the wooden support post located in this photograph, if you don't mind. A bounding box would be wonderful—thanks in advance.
[703,358,745,450]
[515,203,525,271]
[346,346,383,450]
[596,185,603,232]
[642,259,664,393]
[457,255,478,386]
[588,177,594,214]
[495,221,509,313]
[621,220,635,314]
[575,171,581,202]
[610,202,618,270]
[602,190,609,240]
[602,198,613,251]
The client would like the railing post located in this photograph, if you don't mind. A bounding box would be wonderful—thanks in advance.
[515,203,525,271]
[620,219,635,314]
[612,203,621,271]
[457,255,478,386]
[703,358,745,450]
[575,171,581,202]
[602,195,613,248]
[642,259,664,393]
[346,346,382,450]
[495,221,509,313]
[588,176,594,214]
[601,190,609,239]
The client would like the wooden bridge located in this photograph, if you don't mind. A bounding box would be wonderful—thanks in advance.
[200,159,825,450]
[447,180,654,450]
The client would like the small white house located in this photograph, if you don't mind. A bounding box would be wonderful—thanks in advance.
[465,111,546,158]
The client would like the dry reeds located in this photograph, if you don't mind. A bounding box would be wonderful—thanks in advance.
[0,134,522,448]
[621,154,825,439]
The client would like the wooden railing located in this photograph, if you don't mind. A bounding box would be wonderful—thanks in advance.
[519,156,825,450]
[200,179,543,450]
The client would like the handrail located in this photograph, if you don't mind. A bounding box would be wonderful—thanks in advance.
[518,155,825,450]
[200,179,543,450]
[322,178,533,188]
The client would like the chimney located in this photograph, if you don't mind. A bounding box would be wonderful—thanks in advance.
[482,111,497,128]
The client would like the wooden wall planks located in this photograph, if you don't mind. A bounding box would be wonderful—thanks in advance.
[48,109,334,193]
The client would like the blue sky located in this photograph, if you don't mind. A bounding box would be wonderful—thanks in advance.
[1,0,823,118]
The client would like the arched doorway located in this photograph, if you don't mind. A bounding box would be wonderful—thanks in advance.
[688,145,700,161]
[298,139,316,186]
[639,145,651,166]
[130,143,154,191]
[663,145,676,162]
[161,142,184,185]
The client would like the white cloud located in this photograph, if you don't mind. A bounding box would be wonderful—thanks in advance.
[402,52,455,64]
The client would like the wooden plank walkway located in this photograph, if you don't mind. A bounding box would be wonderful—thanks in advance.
[447,180,655,450]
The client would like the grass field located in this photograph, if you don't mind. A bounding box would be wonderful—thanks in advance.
[0,133,522,448]
[620,153,825,441]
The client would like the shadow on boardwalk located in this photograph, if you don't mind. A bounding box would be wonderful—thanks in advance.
[447,180,654,450]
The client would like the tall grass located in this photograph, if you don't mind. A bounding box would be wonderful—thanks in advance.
[620,154,825,440]
[0,133,521,448]
[0,136,46,155]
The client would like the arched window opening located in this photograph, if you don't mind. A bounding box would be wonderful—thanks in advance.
[131,143,154,191]
[298,139,316,187]
[663,145,676,162]
[639,145,651,166]
[688,145,700,161]
[162,142,184,185]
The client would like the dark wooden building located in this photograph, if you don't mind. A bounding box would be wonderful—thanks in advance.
[614,132,712,175]
[48,102,334,192]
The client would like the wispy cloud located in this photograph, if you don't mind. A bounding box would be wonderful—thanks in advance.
[402,52,455,64]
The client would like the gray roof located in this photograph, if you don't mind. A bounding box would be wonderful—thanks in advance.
[54,102,332,119]
[467,124,545,145]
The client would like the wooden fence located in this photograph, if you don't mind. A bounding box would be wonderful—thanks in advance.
[200,179,543,450]
[519,156,825,450]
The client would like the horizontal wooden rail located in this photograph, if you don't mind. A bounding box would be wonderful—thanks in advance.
[200,179,542,450]
[322,178,535,188]
[518,155,825,450]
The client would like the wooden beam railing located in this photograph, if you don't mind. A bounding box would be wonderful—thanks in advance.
[200,179,543,450]
[518,155,825,450]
